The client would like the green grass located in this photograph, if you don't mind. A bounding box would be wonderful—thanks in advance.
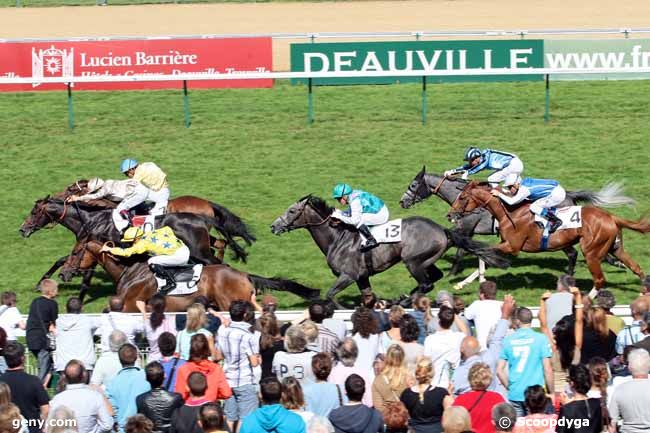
[1,80,648,313]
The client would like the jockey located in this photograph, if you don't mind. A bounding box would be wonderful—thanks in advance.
[67,177,139,204]
[114,158,170,231]
[445,147,524,187]
[100,225,190,293]
[331,183,389,251]
[492,174,566,233]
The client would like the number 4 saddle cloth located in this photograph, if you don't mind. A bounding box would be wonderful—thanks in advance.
[533,206,583,231]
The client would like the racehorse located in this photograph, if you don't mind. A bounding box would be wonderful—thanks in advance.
[69,240,320,312]
[399,167,629,282]
[270,195,509,308]
[448,181,649,289]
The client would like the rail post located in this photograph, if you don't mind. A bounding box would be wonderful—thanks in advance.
[307,77,314,124]
[67,83,74,130]
[182,80,191,128]
[544,74,550,122]
[421,75,427,125]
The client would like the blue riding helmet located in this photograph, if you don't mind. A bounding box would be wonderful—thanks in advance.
[120,158,138,173]
[332,183,353,199]
[464,147,482,161]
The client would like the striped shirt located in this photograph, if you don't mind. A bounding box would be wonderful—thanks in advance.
[217,321,259,388]
[616,321,644,354]
[317,324,341,355]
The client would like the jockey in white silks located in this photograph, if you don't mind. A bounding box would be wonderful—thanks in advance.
[331,183,389,251]
[445,146,524,187]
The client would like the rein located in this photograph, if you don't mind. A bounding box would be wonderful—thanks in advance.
[432,176,446,195]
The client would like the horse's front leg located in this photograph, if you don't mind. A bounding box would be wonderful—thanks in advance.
[35,255,69,290]
[78,268,95,303]
[326,275,356,310]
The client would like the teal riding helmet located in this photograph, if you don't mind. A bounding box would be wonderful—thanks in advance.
[120,158,138,173]
[332,183,353,199]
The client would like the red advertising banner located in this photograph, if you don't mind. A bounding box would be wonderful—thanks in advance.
[0,37,273,91]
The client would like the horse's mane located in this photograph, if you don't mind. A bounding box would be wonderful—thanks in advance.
[306,195,334,216]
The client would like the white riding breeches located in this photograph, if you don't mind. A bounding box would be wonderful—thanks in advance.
[529,186,567,216]
[358,205,389,228]
[487,157,524,185]
[117,183,170,215]
[147,245,190,266]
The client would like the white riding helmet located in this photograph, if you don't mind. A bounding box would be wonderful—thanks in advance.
[503,174,521,187]
[87,177,105,192]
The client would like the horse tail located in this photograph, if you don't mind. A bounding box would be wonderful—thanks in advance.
[445,229,510,269]
[612,215,650,234]
[248,274,321,301]
[195,215,249,263]
[567,182,636,208]
[209,202,256,246]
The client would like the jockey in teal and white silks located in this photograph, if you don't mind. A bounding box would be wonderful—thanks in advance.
[331,183,389,250]
[445,147,524,187]
[492,174,566,233]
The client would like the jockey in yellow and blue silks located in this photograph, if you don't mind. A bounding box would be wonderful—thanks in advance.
[100,226,190,292]
[492,174,566,233]
[331,183,389,251]
[445,147,524,187]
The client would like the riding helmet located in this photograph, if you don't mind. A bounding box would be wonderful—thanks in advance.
[120,158,138,173]
[332,183,353,199]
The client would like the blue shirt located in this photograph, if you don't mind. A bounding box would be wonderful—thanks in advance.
[499,327,552,402]
[160,356,187,392]
[520,178,559,200]
[459,149,517,175]
[106,366,151,432]
[349,190,385,214]
[304,382,346,417]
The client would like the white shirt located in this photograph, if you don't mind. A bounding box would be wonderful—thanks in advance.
[352,333,386,379]
[272,351,317,386]
[50,384,113,433]
[90,352,123,389]
[464,299,503,351]
[424,329,465,388]
[323,318,348,341]
[0,306,23,341]
[78,179,138,202]
[97,312,144,353]
[55,314,100,371]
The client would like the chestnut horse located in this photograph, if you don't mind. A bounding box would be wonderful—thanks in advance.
[449,181,649,289]
[72,240,320,312]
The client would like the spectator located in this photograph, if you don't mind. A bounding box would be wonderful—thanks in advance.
[175,296,221,335]
[441,406,472,433]
[106,343,151,432]
[142,295,176,362]
[431,291,469,334]
[543,275,575,332]
[412,294,435,344]
[25,278,58,385]
[329,374,383,433]
[0,403,25,433]
[45,405,78,433]
[241,376,306,433]
[302,320,321,352]
[49,360,113,433]
[371,344,410,412]
[0,380,28,433]
[595,290,625,335]
[513,385,557,433]
[175,334,231,401]
[304,353,344,417]
[396,314,423,371]
[307,417,335,433]
[608,348,650,433]
[124,415,153,433]
[0,326,6,374]
[273,325,317,386]
[329,338,372,407]
[556,364,602,433]
[632,311,650,352]
[616,297,649,354]
[351,307,385,378]
[361,291,389,333]
[216,300,260,433]
[98,296,143,354]
[197,403,228,433]
[258,313,285,379]
[309,303,340,355]
[464,281,504,351]
[586,357,611,428]
[497,307,553,417]
[90,330,128,389]
[261,294,279,314]
[322,301,347,341]
[492,403,517,433]
[170,372,211,433]
[282,377,316,425]
[607,346,635,404]
[136,361,184,433]
[381,306,404,349]
[580,307,617,364]
[176,304,216,360]
[424,305,469,389]
[452,295,473,336]
[454,295,515,397]
[642,276,650,296]
[0,292,26,343]
[54,297,100,375]
[0,342,49,433]
[158,332,186,392]
[453,363,505,433]
[400,356,453,433]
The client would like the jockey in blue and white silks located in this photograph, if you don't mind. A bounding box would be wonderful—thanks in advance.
[492,174,566,232]
[331,183,389,250]
[445,147,524,187]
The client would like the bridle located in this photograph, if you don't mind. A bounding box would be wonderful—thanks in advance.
[278,198,331,232]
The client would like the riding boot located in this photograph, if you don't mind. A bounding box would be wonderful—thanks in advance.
[149,264,177,295]
[546,210,563,233]
[358,225,378,251]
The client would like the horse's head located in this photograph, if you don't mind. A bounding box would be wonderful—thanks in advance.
[399,166,433,209]
[447,181,493,223]
[271,194,333,235]
[59,239,98,282]
[19,196,62,238]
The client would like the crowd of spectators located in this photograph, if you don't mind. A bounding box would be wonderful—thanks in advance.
[0,275,649,433]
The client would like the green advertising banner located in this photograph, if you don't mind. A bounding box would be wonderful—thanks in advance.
[545,39,650,80]
[290,40,544,85]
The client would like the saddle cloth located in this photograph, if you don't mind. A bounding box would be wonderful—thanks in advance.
[533,206,583,230]
[131,215,157,233]
[362,219,403,245]
[154,264,203,296]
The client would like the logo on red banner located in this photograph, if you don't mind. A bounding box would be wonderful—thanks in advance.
[0,38,272,91]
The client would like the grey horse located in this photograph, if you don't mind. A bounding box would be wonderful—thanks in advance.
[271,195,508,308]
[399,167,627,277]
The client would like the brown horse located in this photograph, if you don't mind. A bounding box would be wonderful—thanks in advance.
[449,181,649,289]
[73,240,320,312]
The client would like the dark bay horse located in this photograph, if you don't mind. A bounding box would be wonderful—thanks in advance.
[270,195,508,308]
[449,182,649,289]
[72,240,320,312]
